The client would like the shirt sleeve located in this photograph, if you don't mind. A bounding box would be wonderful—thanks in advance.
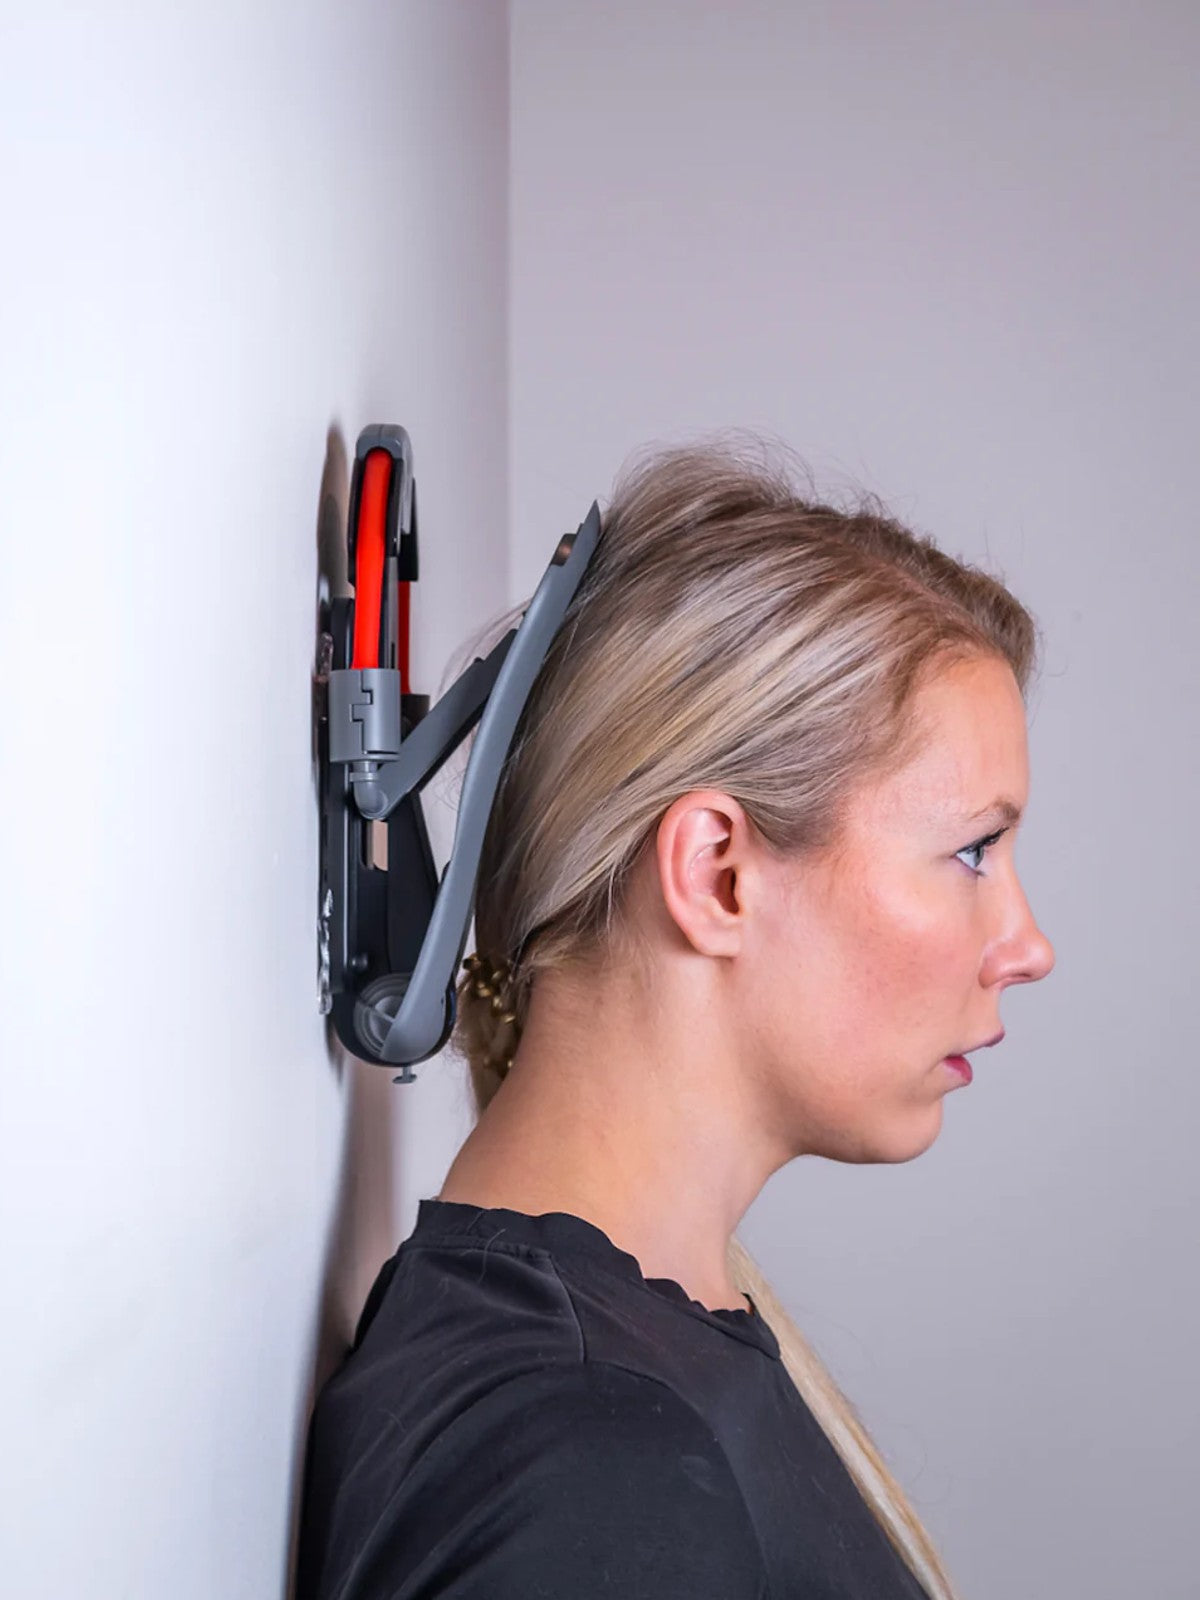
[351,1361,770,1599]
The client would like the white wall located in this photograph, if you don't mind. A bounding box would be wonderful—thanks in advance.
[1,4,506,1596]
[509,5,1198,1599]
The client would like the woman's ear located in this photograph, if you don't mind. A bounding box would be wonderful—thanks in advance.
[654,790,753,960]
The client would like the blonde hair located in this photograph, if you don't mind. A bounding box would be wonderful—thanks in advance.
[445,436,1040,1600]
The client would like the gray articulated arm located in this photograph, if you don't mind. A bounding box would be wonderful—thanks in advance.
[360,501,603,1066]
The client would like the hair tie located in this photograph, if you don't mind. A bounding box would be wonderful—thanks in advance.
[462,953,520,1073]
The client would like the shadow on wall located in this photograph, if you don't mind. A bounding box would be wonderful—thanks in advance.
[280,422,402,1600]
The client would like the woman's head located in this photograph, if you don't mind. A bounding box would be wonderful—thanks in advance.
[453,438,1054,1160]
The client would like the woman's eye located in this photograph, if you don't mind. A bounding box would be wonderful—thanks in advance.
[956,828,1006,874]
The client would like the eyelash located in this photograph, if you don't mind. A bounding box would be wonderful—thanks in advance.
[956,828,1007,875]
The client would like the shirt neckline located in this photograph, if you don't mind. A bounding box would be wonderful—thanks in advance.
[413,1197,782,1360]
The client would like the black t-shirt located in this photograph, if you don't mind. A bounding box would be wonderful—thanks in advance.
[294,1198,930,1599]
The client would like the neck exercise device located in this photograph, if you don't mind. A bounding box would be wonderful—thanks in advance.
[316,424,602,1083]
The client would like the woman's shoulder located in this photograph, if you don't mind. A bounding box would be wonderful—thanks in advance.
[297,1210,780,1598]
[298,1358,768,1600]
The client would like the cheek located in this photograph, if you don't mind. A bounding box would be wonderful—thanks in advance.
[779,871,972,1061]
[850,874,976,1042]
[745,867,977,1154]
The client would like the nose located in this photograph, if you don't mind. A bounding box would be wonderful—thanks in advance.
[987,876,1056,988]
[1016,919,1056,985]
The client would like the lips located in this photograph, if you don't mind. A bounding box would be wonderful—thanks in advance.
[956,1028,1005,1055]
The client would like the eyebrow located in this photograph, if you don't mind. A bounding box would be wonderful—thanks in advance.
[962,798,1024,828]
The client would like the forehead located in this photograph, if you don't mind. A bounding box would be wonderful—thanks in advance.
[858,656,1029,830]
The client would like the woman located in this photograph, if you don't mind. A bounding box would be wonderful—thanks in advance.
[295,440,1055,1599]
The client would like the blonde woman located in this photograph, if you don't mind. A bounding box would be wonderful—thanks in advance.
[296,440,1055,1600]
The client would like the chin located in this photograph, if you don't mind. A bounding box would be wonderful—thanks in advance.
[900,1102,946,1161]
[854,1103,945,1165]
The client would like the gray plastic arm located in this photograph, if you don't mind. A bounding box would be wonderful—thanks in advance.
[364,501,603,1065]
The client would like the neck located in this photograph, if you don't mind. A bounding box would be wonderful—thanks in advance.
[437,966,781,1313]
